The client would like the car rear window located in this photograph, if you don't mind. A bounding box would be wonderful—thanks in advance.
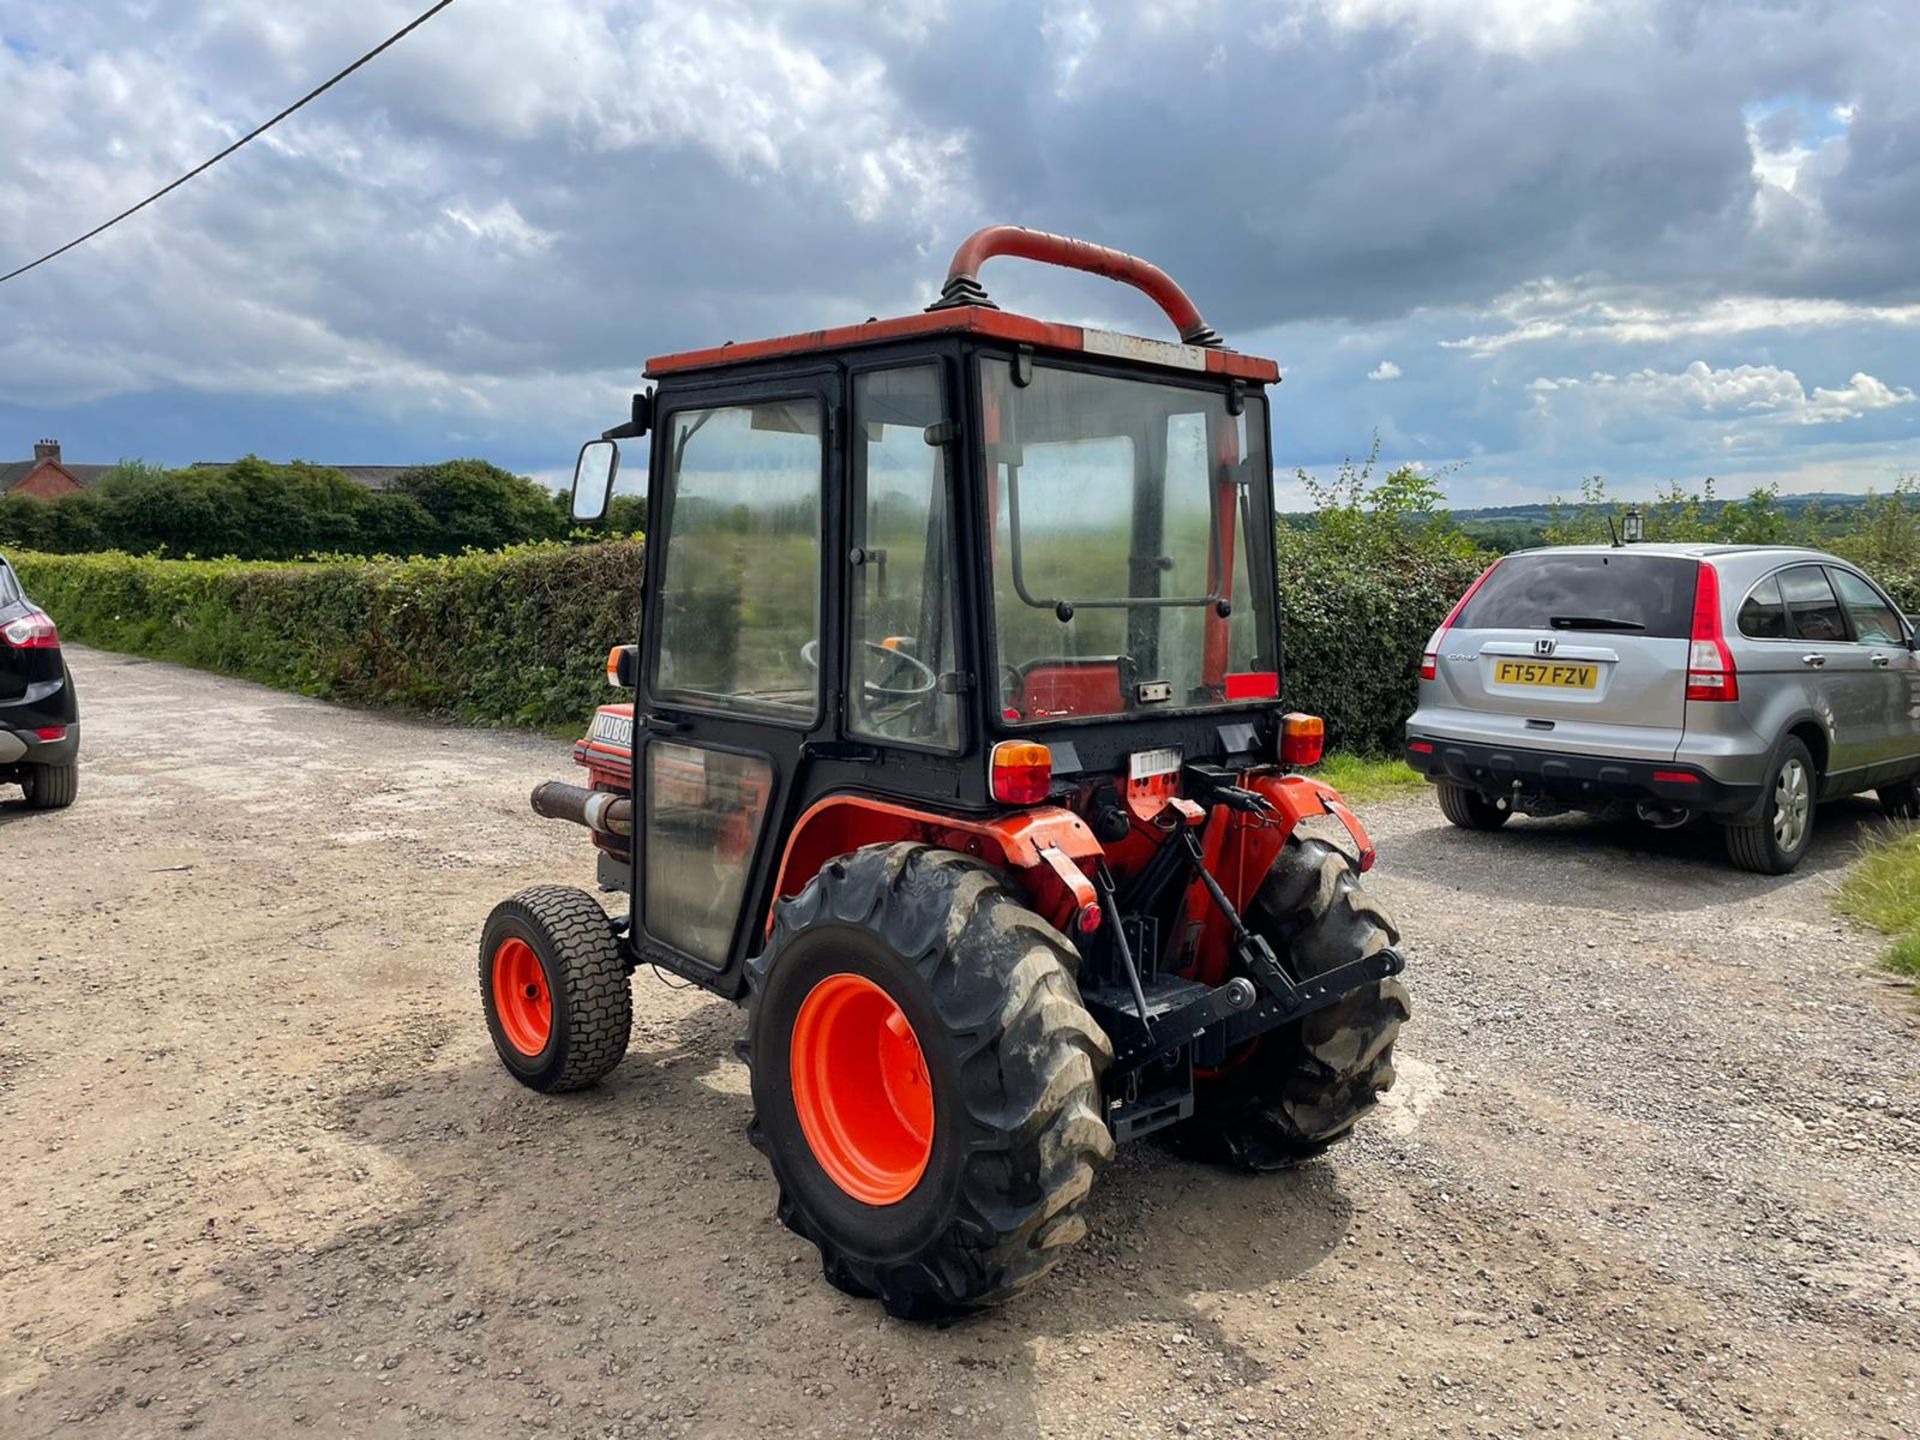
[1455,553,1698,638]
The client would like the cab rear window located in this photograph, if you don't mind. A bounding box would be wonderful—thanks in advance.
[1456,554,1697,638]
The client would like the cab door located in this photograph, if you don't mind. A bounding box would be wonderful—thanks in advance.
[633,371,840,989]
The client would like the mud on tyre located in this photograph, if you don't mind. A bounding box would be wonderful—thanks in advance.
[1177,837,1410,1171]
[746,843,1113,1321]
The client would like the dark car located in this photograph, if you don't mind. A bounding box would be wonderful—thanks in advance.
[0,553,79,809]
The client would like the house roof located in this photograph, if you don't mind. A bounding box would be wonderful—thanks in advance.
[0,459,114,491]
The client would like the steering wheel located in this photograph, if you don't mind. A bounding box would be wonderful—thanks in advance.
[799,639,940,701]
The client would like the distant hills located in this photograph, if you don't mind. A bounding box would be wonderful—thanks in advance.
[1279,490,1891,548]
[1442,491,1874,528]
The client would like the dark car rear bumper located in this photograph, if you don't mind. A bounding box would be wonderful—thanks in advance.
[0,720,80,769]
[1404,735,1764,819]
[0,668,80,771]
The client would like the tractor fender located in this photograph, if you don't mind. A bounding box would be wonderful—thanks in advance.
[769,794,1103,937]
[1242,773,1376,873]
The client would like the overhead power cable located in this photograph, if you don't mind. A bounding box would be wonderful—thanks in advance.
[0,0,459,287]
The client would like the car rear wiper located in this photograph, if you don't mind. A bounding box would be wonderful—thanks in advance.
[1549,615,1646,631]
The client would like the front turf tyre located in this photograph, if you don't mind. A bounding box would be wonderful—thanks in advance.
[1878,776,1920,820]
[1436,781,1510,831]
[746,843,1113,1321]
[479,886,632,1092]
[1724,737,1816,875]
[21,762,77,810]
[1177,837,1410,1172]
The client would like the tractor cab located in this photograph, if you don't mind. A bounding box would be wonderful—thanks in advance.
[482,228,1410,1321]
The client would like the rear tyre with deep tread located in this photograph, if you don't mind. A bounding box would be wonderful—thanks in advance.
[1176,838,1410,1172]
[479,886,631,1092]
[21,762,77,810]
[747,843,1113,1321]
[1436,781,1510,831]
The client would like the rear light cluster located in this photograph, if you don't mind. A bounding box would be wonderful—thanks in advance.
[990,741,1052,804]
[1280,712,1325,767]
[1,611,59,649]
[1421,560,1501,681]
[1686,562,1739,702]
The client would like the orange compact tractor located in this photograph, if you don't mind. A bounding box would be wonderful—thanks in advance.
[480,227,1411,1319]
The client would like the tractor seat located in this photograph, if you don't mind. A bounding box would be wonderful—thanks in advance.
[1019,657,1132,719]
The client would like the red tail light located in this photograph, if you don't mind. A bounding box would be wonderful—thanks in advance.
[1280,713,1325,766]
[1422,560,1502,681]
[1685,563,1738,702]
[1,611,59,649]
[990,741,1052,804]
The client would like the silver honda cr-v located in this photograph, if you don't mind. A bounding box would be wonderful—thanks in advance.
[1404,543,1920,873]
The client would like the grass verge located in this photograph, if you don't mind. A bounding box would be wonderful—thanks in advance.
[1835,826,1920,980]
[1306,753,1429,805]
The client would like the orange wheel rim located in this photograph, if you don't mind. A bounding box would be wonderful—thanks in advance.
[492,938,553,1056]
[789,974,934,1205]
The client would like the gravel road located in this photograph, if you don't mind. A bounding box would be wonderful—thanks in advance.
[3,647,1916,1439]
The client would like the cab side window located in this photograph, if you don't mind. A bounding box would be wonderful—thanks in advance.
[1737,574,1788,639]
[652,400,823,720]
[1778,565,1848,643]
[848,367,961,749]
[1828,568,1905,645]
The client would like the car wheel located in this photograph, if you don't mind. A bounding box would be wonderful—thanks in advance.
[1724,738,1816,875]
[1877,776,1920,820]
[21,762,78,810]
[1435,781,1511,831]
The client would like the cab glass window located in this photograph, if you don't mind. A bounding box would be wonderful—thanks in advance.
[982,360,1277,721]
[1828,568,1904,645]
[849,367,960,749]
[1737,574,1788,639]
[644,742,772,966]
[1778,565,1848,643]
[652,400,823,719]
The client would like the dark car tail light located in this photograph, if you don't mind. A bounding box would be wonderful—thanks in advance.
[1,611,59,649]
[1685,563,1739,702]
[1421,559,1501,681]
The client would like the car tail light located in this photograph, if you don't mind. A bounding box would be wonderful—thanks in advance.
[990,741,1052,804]
[1421,560,1502,681]
[1280,712,1325,766]
[1,611,59,649]
[1686,563,1739,702]
[1652,770,1700,784]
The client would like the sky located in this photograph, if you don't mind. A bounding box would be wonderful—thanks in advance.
[1,0,1916,509]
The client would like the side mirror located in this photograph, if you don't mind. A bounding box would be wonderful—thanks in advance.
[571,439,618,524]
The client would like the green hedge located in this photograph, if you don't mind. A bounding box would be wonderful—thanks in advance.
[15,533,1479,753]
[1275,529,1488,755]
[11,542,645,730]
